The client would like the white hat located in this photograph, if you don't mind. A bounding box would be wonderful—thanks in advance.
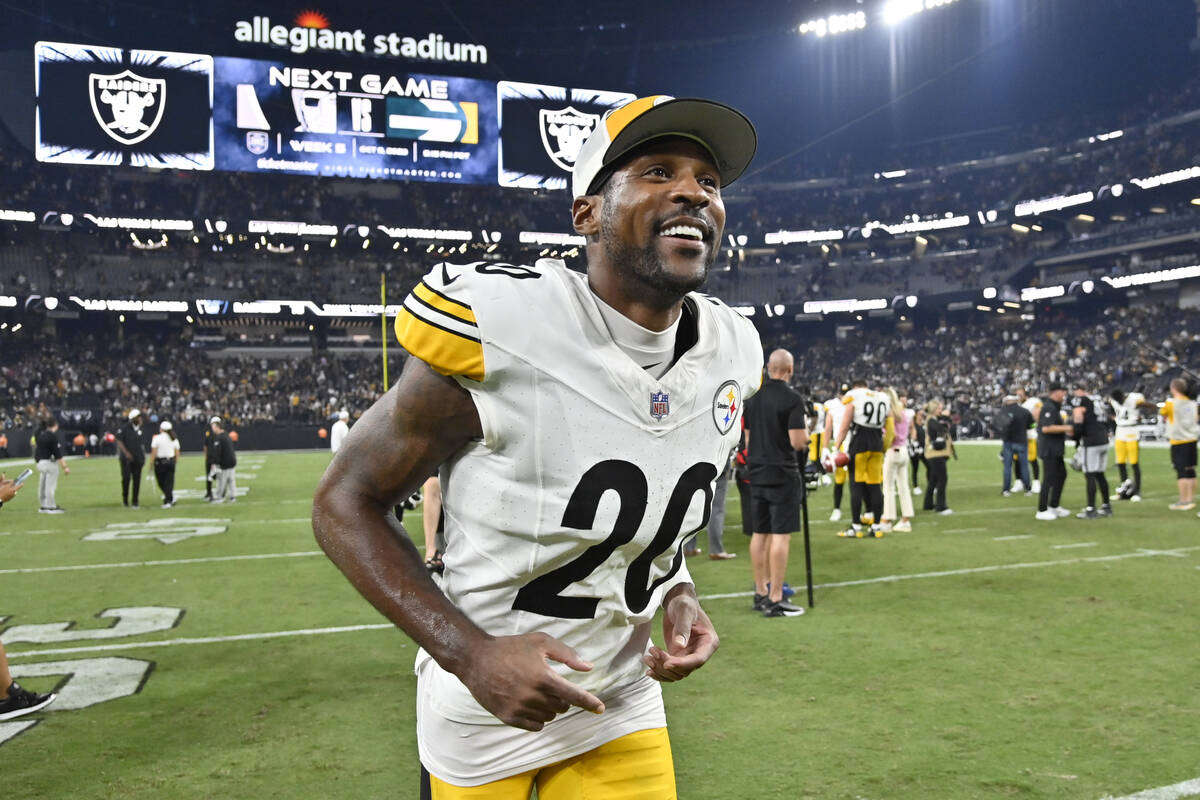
[160,421,173,431]
[338,410,349,420]
[209,415,222,425]
[571,95,757,199]
[129,409,141,419]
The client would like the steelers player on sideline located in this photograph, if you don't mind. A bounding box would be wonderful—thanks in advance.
[313,96,761,800]
[822,385,850,521]
[834,379,891,538]
[1110,388,1147,502]
[1015,387,1042,493]
[807,387,828,485]
[1069,383,1113,519]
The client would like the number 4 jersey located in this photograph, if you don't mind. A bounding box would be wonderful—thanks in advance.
[395,258,763,785]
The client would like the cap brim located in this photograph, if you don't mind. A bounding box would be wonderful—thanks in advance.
[597,98,757,194]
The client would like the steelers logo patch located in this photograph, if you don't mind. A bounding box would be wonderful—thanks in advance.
[712,380,741,434]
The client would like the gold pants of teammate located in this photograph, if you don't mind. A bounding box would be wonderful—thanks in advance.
[1114,440,1139,465]
[853,450,884,484]
[428,727,676,799]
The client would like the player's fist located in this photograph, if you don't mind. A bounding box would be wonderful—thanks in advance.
[834,451,850,468]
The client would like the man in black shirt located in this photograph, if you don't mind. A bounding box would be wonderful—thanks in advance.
[1070,384,1112,519]
[999,395,1033,496]
[203,415,220,501]
[210,418,238,503]
[34,417,70,513]
[743,349,808,618]
[1035,384,1073,520]
[116,409,147,507]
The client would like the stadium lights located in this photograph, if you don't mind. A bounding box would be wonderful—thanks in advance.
[1191,198,1200,206]
[1014,191,1095,217]
[1102,264,1200,289]
[1131,166,1200,190]
[976,305,991,312]
[11,323,22,332]
[0,296,16,308]
[982,287,997,299]
[798,10,866,36]
[765,229,843,245]
[1088,130,1123,143]
[0,209,36,222]
[883,0,957,26]
[1020,285,1066,301]
[1010,223,1030,234]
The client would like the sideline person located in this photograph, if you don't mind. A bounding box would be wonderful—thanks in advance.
[116,409,146,507]
[1161,378,1199,511]
[35,417,69,513]
[150,420,181,507]
[314,96,762,798]
[744,349,808,617]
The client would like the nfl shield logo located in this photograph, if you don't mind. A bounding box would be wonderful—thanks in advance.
[246,131,269,155]
[650,391,670,421]
[89,69,166,146]
[539,106,600,172]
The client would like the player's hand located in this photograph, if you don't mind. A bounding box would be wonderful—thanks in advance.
[644,592,719,682]
[0,475,19,503]
[458,632,605,732]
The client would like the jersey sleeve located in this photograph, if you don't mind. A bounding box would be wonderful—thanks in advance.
[394,263,485,381]
[1161,399,1173,421]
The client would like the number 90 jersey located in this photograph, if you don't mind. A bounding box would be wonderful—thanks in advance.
[396,259,763,770]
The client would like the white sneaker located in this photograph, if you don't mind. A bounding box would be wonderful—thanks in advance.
[1030,479,1041,492]
[877,522,894,533]
[894,520,912,532]
[1130,494,1141,503]
[1011,480,1024,493]
[938,508,954,515]
[912,486,923,495]
[829,508,842,522]
[1035,510,1057,521]
[1052,506,1070,517]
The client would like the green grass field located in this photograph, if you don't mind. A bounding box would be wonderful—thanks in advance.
[2,445,1198,799]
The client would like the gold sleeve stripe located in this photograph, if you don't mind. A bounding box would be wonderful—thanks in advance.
[395,308,484,381]
[415,280,476,324]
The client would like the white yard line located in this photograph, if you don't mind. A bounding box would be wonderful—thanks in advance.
[5,623,398,659]
[1100,777,1200,799]
[1051,542,1098,549]
[700,545,1200,600]
[0,517,313,537]
[0,550,325,575]
[941,528,988,534]
[994,534,1034,541]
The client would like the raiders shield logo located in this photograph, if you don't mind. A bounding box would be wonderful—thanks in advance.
[89,69,166,146]
[245,131,269,155]
[539,106,599,172]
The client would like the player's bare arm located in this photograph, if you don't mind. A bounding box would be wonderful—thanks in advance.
[643,582,719,682]
[835,402,854,449]
[313,356,604,731]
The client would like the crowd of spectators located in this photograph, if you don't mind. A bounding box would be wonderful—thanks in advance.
[1,330,401,430]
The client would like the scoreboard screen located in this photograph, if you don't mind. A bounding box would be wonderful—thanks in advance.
[35,41,214,170]
[213,56,497,183]
[34,43,634,190]
[497,81,635,191]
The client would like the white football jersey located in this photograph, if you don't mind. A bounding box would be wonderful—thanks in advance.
[395,259,763,785]
[1022,396,1042,440]
[823,398,846,449]
[842,387,891,429]
[1113,393,1144,442]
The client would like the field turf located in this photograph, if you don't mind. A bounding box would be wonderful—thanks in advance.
[2,444,1197,799]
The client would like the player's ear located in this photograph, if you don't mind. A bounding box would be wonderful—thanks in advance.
[572,195,601,238]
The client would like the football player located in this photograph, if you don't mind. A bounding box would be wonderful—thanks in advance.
[1110,389,1147,501]
[821,386,849,520]
[314,96,762,799]
[834,379,891,538]
[1015,387,1042,492]
[1069,383,1112,519]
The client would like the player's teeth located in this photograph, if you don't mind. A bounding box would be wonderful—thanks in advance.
[660,225,703,239]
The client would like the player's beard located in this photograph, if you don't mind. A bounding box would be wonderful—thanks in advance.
[600,209,715,304]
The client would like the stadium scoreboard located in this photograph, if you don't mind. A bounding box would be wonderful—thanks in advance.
[34,41,630,190]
